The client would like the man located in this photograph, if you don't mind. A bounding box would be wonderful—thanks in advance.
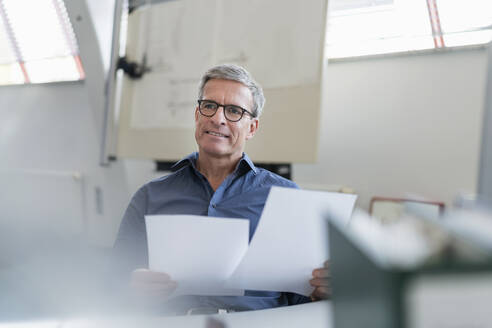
[114,64,330,314]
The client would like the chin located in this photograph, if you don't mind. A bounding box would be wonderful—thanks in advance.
[200,145,229,157]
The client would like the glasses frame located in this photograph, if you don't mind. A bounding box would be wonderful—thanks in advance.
[197,99,256,122]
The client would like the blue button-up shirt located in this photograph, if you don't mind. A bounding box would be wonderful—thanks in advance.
[113,152,310,312]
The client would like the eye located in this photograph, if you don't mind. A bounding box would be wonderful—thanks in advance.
[202,101,217,110]
[226,106,243,115]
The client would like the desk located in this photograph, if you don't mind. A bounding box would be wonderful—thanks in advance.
[7,301,331,328]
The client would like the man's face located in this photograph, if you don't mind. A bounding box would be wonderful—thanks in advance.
[195,78,259,161]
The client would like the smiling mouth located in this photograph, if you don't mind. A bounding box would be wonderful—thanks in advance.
[206,131,229,138]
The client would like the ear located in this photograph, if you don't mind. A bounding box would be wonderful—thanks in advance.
[246,118,259,140]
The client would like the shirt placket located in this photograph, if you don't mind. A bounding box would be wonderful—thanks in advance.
[207,172,238,216]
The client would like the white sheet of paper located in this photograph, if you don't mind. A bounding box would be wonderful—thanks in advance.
[145,215,249,296]
[226,187,357,296]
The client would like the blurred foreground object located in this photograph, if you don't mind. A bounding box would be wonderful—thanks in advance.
[0,300,330,328]
[369,196,445,224]
[329,207,492,328]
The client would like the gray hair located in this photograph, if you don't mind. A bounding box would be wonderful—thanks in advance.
[198,64,265,117]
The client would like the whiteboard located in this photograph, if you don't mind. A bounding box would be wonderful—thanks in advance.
[117,0,328,163]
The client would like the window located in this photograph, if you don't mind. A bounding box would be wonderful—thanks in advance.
[327,0,492,59]
[437,0,492,47]
[0,0,84,85]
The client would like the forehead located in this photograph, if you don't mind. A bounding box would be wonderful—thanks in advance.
[202,79,253,108]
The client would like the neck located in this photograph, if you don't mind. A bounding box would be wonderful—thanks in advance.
[196,152,242,191]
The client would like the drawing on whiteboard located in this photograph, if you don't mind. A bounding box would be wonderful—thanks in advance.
[130,74,198,129]
[128,0,326,130]
[129,0,218,129]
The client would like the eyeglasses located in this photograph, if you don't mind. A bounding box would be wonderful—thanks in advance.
[197,100,255,122]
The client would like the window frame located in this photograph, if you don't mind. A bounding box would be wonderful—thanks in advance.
[0,0,85,86]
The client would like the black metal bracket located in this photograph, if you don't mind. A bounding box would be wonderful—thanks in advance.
[117,56,150,79]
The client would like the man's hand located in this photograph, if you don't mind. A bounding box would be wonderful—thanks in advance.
[309,260,331,301]
[130,268,178,301]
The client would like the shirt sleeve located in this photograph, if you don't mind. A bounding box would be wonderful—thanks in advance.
[285,292,312,305]
[112,186,149,280]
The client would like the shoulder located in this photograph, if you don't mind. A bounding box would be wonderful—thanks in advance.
[253,167,299,189]
[134,165,194,199]
[141,165,193,192]
[241,153,298,189]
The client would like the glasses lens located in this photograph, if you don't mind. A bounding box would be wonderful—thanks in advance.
[199,101,218,116]
[224,105,244,122]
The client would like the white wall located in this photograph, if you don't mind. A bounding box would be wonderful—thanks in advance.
[0,0,128,248]
[294,47,488,210]
[0,81,131,246]
[86,0,115,75]
[479,45,492,202]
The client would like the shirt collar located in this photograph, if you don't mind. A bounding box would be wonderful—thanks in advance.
[171,152,199,172]
[171,152,258,175]
[238,152,258,175]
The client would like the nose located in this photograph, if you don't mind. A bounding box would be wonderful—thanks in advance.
[210,106,227,125]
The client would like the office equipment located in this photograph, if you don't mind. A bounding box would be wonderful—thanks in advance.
[329,209,492,328]
[369,196,445,223]
[115,0,329,163]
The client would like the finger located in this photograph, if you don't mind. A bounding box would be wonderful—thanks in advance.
[132,269,172,283]
[132,268,172,281]
[133,288,176,300]
[312,268,330,278]
[311,286,331,300]
[309,277,330,287]
[131,281,178,292]
[131,281,178,300]
[131,278,178,287]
